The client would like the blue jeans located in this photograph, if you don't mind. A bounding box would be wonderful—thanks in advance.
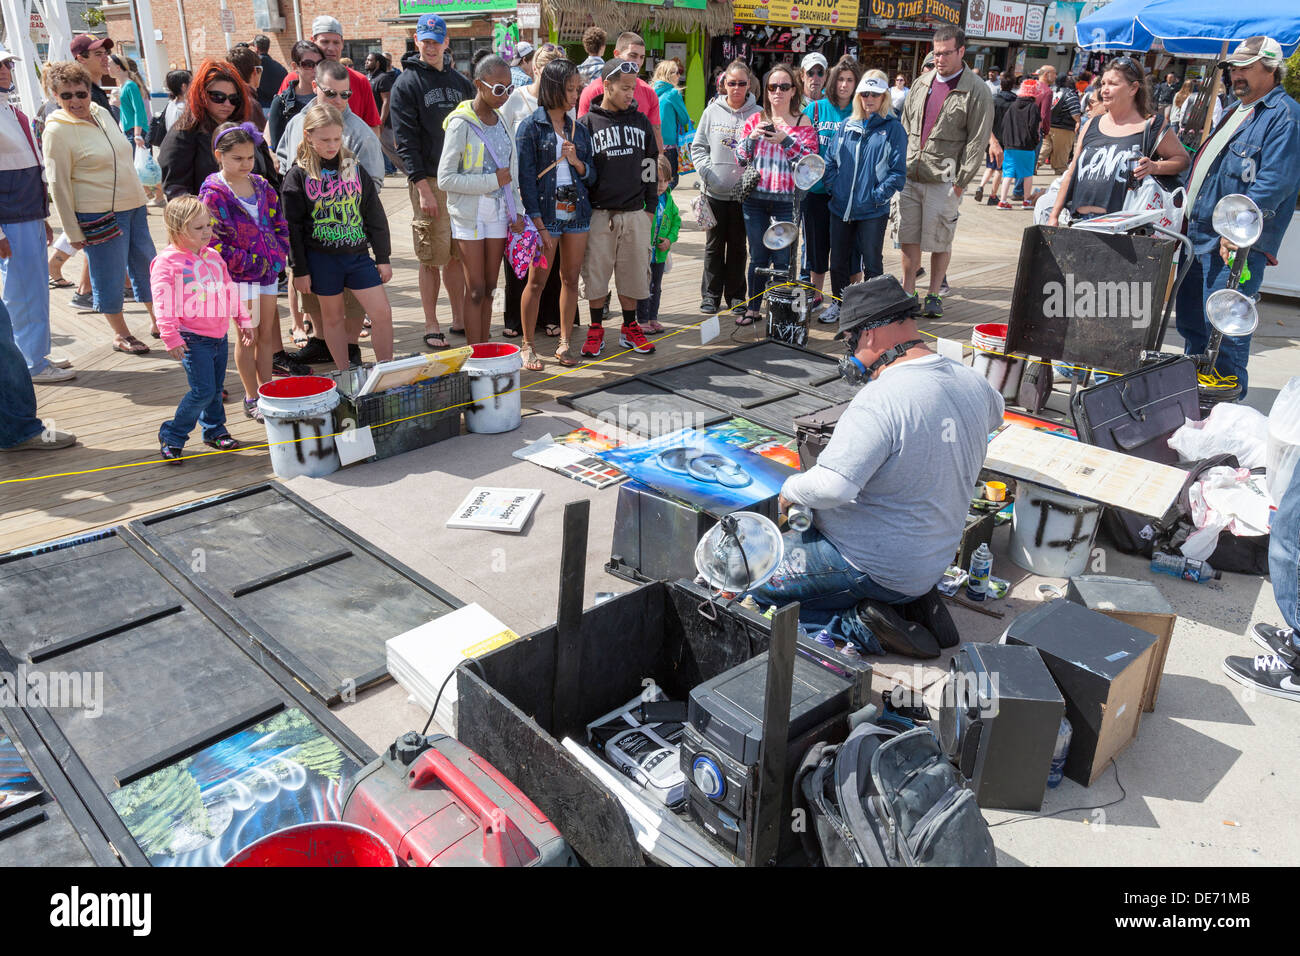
[636,259,667,327]
[159,332,229,448]
[1270,459,1300,643]
[829,215,887,299]
[1174,248,1266,398]
[77,204,155,315]
[0,297,44,448]
[742,193,794,302]
[0,219,52,374]
[745,527,911,654]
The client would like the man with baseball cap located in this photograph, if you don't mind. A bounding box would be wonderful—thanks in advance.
[1174,35,1300,398]
[277,15,381,130]
[69,34,115,115]
[511,41,536,90]
[801,52,828,102]
[743,274,1003,659]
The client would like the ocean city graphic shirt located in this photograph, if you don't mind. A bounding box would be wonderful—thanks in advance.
[282,154,392,270]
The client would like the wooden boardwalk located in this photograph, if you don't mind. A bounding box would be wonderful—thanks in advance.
[0,178,1030,552]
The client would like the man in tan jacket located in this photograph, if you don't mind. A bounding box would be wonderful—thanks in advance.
[898,25,993,319]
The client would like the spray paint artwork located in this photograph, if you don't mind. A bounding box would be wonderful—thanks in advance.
[598,427,791,513]
[0,733,41,815]
[108,708,358,867]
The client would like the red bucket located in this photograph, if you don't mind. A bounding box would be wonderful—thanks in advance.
[223,822,397,867]
[258,375,337,400]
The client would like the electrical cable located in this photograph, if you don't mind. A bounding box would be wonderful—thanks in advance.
[420,656,487,736]
[987,759,1128,828]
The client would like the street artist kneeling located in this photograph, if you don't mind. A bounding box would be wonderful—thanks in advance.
[746,275,1004,658]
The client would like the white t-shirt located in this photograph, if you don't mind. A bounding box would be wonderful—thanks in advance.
[1185,103,1251,216]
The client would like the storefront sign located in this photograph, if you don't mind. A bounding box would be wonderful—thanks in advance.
[983,0,1028,40]
[1044,0,1086,44]
[735,0,861,29]
[398,0,522,16]
[1023,5,1045,41]
[865,0,961,24]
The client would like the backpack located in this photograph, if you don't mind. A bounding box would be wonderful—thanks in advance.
[794,706,997,867]
[147,108,168,148]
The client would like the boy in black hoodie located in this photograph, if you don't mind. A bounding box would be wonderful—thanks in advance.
[577,60,659,357]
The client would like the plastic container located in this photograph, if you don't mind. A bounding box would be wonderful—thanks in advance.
[1047,716,1072,789]
[463,342,523,434]
[1009,481,1103,577]
[258,376,341,479]
[966,542,993,601]
[223,822,397,867]
[1150,552,1220,583]
[330,366,468,464]
[1266,376,1300,507]
[970,323,1024,400]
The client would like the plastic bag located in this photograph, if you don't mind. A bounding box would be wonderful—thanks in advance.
[134,148,161,188]
[1167,402,1269,470]
[1267,376,1300,506]
[1121,176,1185,234]
[1033,176,1065,226]
[1181,466,1271,560]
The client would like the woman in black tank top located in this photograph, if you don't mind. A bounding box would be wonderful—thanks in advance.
[1048,57,1188,224]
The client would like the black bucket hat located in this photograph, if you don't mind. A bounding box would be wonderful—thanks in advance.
[835,275,921,339]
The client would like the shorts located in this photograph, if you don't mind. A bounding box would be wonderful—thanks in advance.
[1001,148,1037,181]
[304,249,382,298]
[409,180,458,267]
[543,209,591,236]
[580,208,652,302]
[897,179,963,253]
[451,195,509,241]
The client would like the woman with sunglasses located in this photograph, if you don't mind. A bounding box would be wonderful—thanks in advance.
[267,41,324,152]
[733,63,818,326]
[160,59,280,200]
[1048,56,1187,226]
[437,55,526,344]
[41,61,159,355]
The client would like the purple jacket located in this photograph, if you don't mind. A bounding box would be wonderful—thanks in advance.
[198,171,290,285]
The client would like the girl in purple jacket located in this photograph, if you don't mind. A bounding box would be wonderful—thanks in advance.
[199,122,291,421]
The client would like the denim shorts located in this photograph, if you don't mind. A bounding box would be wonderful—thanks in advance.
[305,249,381,297]
[543,218,590,235]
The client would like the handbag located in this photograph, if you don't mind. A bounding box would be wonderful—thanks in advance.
[82,121,123,245]
[467,119,545,278]
[691,194,716,230]
[732,161,761,203]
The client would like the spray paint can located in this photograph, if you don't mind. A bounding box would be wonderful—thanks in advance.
[966,543,993,602]
[787,504,813,532]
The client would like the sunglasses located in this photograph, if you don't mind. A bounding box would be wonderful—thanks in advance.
[768,82,794,92]
[208,90,242,106]
[605,61,638,77]
[859,89,884,97]
[725,80,748,87]
[298,59,321,69]
[1109,56,1142,74]
[806,67,824,77]
[58,90,90,100]
[321,88,352,100]
[477,79,515,97]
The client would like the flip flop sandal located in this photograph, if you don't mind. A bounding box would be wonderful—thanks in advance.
[112,336,150,355]
[48,278,74,289]
[642,320,665,334]
[520,344,544,371]
[449,326,466,335]
[735,313,757,326]
[423,331,449,350]
[292,327,310,347]
[543,324,561,337]
[554,341,578,367]
[359,316,372,340]
[502,328,521,338]
[302,318,314,336]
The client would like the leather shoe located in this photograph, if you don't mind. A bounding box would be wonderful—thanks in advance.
[900,585,961,649]
[855,598,941,659]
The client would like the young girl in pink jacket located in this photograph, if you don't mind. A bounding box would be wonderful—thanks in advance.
[153,195,253,463]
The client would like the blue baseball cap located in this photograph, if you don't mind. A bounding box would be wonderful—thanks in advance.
[416,14,447,43]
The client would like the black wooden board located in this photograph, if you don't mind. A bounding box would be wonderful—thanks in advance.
[131,483,462,703]
[563,379,730,437]
[647,360,799,410]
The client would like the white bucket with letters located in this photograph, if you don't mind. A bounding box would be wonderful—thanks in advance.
[463,342,522,434]
[258,376,341,479]
[1010,481,1103,578]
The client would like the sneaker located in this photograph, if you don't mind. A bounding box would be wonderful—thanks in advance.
[347,344,362,367]
[899,585,960,649]
[31,366,77,383]
[159,443,185,466]
[271,350,312,376]
[852,598,941,659]
[1022,199,1034,209]
[997,201,1013,210]
[1222,652,1300,702]
[818,302,840,325]
[1253,623,1300,657]
[243,398,263,422]
[1,429,77,451]
[642,319,665,334]
[938,277,950,296]
[619,322,655,354]
[70,292,94,312]
[921,293,943,318]
[730,302,747,317]
[974,186,984,203]
[46,352,73,369]
[580,325,606,357]
[700,299,720,315]
[285,336,333,365]
[986,195,999,206]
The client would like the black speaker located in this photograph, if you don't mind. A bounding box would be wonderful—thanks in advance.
[938,642,1065,811]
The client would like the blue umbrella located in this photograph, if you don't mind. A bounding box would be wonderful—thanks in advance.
[1075,0,1300,56]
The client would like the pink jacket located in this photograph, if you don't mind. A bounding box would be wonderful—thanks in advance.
[149,244,251,351]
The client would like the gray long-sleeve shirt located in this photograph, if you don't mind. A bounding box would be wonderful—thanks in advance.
[275,106,385,186]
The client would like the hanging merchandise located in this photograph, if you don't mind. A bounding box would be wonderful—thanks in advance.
[493,21,521,60]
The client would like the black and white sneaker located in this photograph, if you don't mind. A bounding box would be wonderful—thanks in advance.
[1223,651,1300,702]
[1252,623,1300,657]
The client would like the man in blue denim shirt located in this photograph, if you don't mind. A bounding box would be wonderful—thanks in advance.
[1175,36,1300,398]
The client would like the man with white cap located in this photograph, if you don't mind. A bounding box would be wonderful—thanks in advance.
[801,51,828,103]
[0,46,69,383]
[278,15,381,131]
[511,41,536,90]
[1174,36,1300,399]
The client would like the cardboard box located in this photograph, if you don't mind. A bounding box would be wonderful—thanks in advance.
[1065,575,1177,712]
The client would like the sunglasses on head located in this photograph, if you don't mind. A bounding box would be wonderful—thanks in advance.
[58,90,90,100]
[1110,56,1142,74]
[768,82,793,92]
[208,90,242,106]
[298,59,321,69]
[321,88,352,100]
[478,79,515,97]
[606,61,638,76]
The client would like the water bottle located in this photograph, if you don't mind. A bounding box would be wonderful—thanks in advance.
[1047,716,1073,788]
[966,543,993,602]
[1150,552,1221,583]
[787,503,812,532]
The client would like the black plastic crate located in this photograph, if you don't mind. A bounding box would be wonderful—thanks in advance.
[329,363,467,464]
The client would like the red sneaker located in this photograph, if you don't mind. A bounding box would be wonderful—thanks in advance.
[580,325,605,357]
[997,201,1013,210]
[619,322,656,354]
[1022,199,1034,209]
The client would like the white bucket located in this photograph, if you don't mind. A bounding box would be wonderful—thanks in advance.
[971,322,1024,401]
[258,376,341,479]
[463,342,522,434]
[1010,481,1103,578]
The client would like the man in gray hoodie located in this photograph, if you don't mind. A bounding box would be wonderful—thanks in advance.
[276,61,385,184]
[690,62,760,315]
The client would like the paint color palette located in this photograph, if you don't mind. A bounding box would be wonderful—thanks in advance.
[0,733,41,817]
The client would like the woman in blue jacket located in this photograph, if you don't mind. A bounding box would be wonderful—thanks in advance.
[653,60,691,189]
[822,71,907,320]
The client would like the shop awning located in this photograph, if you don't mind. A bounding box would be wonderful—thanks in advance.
[1075,0,1300,55]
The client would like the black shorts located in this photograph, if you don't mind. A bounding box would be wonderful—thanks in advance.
[801,191,832,275]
